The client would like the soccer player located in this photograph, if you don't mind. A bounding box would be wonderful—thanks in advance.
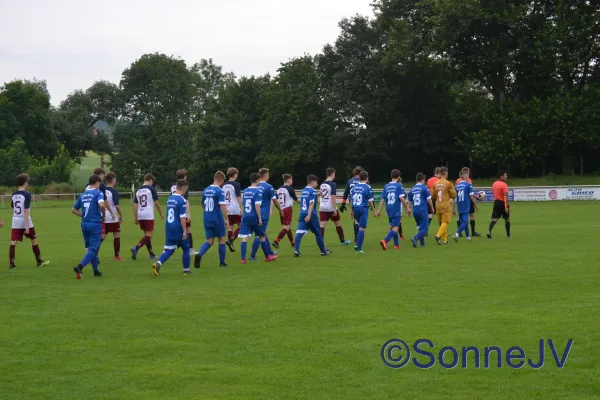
[453,170,478,242]
[223,168,242,252]
[431,167,456,245]
[273,174,298,249]
[350,170,376,254]
[487,171,511,239]
[376,169,411,250]
[171,169,194,255]
[293,175,332,257]
[131,174,163,260]
[319,168,351,246]
[152,179,192,276]
[86,168,107,263]
[72,175,115,279]
[239,173,277,263]
[427,167,441,228]
[9,173,49,269]
[407,173,434,248]
[194,171,230,268]
[455,167,481,237]
[339,166,362,242]
[104,172,124,260]
[249,168,282,261]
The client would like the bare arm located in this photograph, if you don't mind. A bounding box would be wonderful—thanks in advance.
[273,198,282,213]
[180,217,187,240]
[72,208,82,217]
[255,203,263,226]
[305,201,315,221]
[116,205,123,221]
[400,197,411,216]
[132,203,139,223]
[220,203,229,230]
[186,200,191,222]
[376,198,384,215]
[369,200,376,216]
[24,208,31,233]
[154,200,164,219]
[470,194,478,211]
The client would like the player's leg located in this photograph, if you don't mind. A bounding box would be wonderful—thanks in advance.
[132,221,149,259]
[310,217,329,255]
[319,212,328,238]
[156,243,176,268]
[332,213,350,245]
[9,229,20,268]
[504,210,511,238]
[355,211,367,252]
[217,229,228,267]
[251,219,270,258]
[26,229,46,266]
[381,218,397,250]
[239,225,253,263]
[194,228,214,268]
[435,213,444,243]
[274,210,291,248]
[187,221,195,255]
[470,200,480,236]
[181,239,191,273]
[114,230,122,259]
[488,201,502,238]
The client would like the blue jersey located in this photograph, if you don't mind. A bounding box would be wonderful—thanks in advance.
[382,181,405,218]
[74,189,105,223]
[299,187,318,218]
[241,187,262,225]
[455,180,474,214]
[343,176,361,200]
[202,185,226,227]
[350,183,373,209]
[165,194,187,240]
[407,184,432,215]
[257,181,276,219]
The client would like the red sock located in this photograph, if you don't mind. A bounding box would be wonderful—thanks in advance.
[136,235,148,249]
[114,237,120,257]
[287,230,294,244]
[233,228,240,241]
[320,227,325,237]
[228,230,233,241]
[188,233,193,248]
[32,244,42,263]
[276,228,287,241]
[399,224,403,237]
[146,238,153,254]
[9,245,15,266]
[336,226,345,242]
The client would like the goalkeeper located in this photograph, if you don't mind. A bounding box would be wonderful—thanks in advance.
[339,166,363,243]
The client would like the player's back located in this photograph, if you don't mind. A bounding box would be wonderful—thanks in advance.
[299,187,317,217]
[319,180,337,211]
[409,184,431,215]
[77,189,103,223]
[135,185,157,220]
[241,187,261,225]
[11,190,33,229]
[455,181,473,214]
[383,182,404,217]
[456,178,472,185]
[165,194,186,240]
[223,181,241,215]
[203,185,225,226]
[350,183,372,208]
[257,182,275,218]
[433,179,455,213]
[277,185,295,209]
[104,187,119,223]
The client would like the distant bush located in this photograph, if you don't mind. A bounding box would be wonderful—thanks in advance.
[44,183,75,194]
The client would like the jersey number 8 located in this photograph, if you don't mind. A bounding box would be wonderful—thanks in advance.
[167,208,175,223]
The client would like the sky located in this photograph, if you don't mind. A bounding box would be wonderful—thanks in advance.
[0,0,374,105]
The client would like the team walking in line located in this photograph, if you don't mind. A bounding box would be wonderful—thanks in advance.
[2,165,512,277]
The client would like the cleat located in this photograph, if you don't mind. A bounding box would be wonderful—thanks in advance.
[453,235,459,243]
[97,258,101,266]
[271,241,280,250]
[219,263,228,267]
[240,259,247,264]
[189,248,197,256]
[472,232,482,237]
[321,249,332,256]
[434,236,441,245]
[443,241,449,244]
[37,260,50,267]
[506,235,511,239]
[114,256,125,261]
[424,233,429,237]
[466,237,472,241]
[293,251,300,257]
[9,264,17,269]
[340,240,352,246]
[265,254,278,262]
[400,236,405,240]
[74,266,82,280]
[380,240,388,251]
[393,245,400,250]
[356,250,365,254]
[353,245,359,251]
[131,246,138,260]
[249,257,258,261]
[290,242,295,247]
[411,237,418,248]
[152,262,161,277]
[486,232,492,239]
[183,270,194,276]
[194,254,202,269]
[226,240,235,252]
[149,253,157,260]
[94,271,103,277]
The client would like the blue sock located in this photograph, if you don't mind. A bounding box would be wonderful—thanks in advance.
[295,232,303,253]
[393,231,399,246]
[159,249,175,264]
[241,242,247,260]
[199,242,211,257]
[90,251,99,273]
[384,230,395,243]
[218,244,226,264]
[265,238,274,255]
[356,230,365,250]
[418,229,427,245]
[250,237,260,258]
[465,224,470,238]
[80,249,95,268]
[316,233,326,253]
[260,240,270,257]
[182,248,190,270]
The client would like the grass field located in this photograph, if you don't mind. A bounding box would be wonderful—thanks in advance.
[1,200,599,399]
[71,152,104,188]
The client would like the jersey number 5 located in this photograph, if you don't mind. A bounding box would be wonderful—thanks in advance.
[244,199,252,213]
[14,200,22,215]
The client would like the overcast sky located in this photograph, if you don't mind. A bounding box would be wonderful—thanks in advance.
[0,0,374,105]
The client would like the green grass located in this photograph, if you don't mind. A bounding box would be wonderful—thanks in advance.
[1,201,599,399]
[72,152,103,188]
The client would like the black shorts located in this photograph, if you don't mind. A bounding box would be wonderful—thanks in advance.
[491,200,509,220]
[470,201,476,215]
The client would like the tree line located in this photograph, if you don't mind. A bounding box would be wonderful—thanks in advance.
[1,0,599,189]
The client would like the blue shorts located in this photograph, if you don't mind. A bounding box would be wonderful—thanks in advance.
[459,212,470,225]
[414,213,428,231]
[81,222,102,252]
[239,223,266,238]
[353,208,369,228]
[164,238,190,251]
[388,216,401,228]
[297,215,320,235]
[204,223,226,239]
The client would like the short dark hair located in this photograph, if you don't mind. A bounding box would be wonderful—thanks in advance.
[307,174,319,184]
[499,171,508,177]
[326,167,336,177]
[227,167,238,178]
[214,171,226,181]
[144,173,155,182]
[460,171,468,179]
[359,170,368,181]
[352,166,363,176]
[176,179,188,189]
[250,172,260,183]
[176,169,187,180]
[16,173,29,187]
[282,174,292,182]
[416,172,426,182]
[434,167,441,174]
[89,175,102,185]
[391,169,401,179]
[93,167,106,176]
[461,167,470,172]
[105,172,116,183]
[440,167,448,175]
